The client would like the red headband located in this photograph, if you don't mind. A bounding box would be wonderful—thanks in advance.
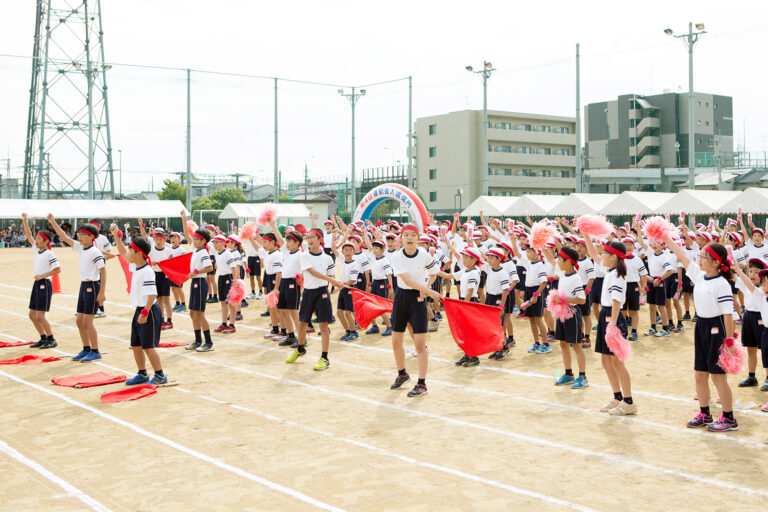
[192,232,206,241]
[129,242,152,266]
[37,231,51,250]
[78,228,95,237]
[401,225,419,234]
[308,229,325,246]
[602,244,626,260]
[704,245,730,272]
[287,232,301,243]
[558,249,579,270]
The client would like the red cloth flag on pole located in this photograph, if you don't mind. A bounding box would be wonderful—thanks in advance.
[117,254,132,293]
[157,252,193,286]
[442,298,504,357]
[349,288,393,328]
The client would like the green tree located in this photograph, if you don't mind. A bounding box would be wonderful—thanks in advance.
[191,195,217,211]
[208,187,246,209]
[157,179,186,201]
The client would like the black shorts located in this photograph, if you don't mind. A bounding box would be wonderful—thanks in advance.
[247,255,261,276]
[647,280,666,305]
[371,279,389,298]
[590,277,603,304]
[169,280,181,289]
[479,271,487,289]
[504,292,515,314]
[624,282,641,311]
[355,272,368,291]
[595,306,627,356]
[189,278,208,311]
[391,288,428,334]
[130,304,162,349]
[523,286,544,318]
[761,329,768,369]
[76,281,101,315]
[263,273,276,293]
[453,263,461,285]
[217,275,233,302]
[29,279,52,312]
[728,278,738,295]
[208,261,217,276]
[155,271,171,298]
[299,287,333,323]
[337,287,354,311]
[277,278,300,310]
[693,315,727,374]
[741,310,763,348]
[577,290,592,316]
[515,266,527,292]
[485,293,503,308]
[681,271,694,293]
[239,266,245,280]
[664,275,679,299]
[556,306,583,343]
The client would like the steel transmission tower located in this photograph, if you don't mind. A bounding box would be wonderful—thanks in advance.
[23,0,115,199]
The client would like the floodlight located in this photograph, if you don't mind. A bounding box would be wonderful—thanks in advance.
[664,28,673,36]
[695,23,705,30]
[465,65,473,72]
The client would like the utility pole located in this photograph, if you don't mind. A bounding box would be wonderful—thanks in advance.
[274,77,279,203]
[339,88,366,208]
[575,43,583,193]
[408,75,413,189]
[466,61,495,196]
[186,69,191,212]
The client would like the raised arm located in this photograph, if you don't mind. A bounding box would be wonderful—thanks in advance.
[662,235,691,270]
[20,213,35,246]
[46,213,74,247]
[269,219,284,247]
[137,217,148,238]
[181,210,193,245]
[583,233,600,263]
[110,224,128,260]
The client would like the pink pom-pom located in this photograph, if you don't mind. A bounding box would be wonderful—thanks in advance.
[606,323,633,362]
[266,290,279,309]
[226,279,246,306]
[429,246,435,257]
[575,214,612,238]
[643,216,677,242]
[258,204,279,226]
[529,221,557,250]
[545,289,575,323]
[240,221,258,241]
[294,272,304,289]
[717,341,746,374]
[187,220,199,233]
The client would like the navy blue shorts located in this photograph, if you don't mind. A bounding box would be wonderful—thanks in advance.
[131,304,162,349]
[479,271,487,289]
[453,263,461,285]
[681,271,694,293]
[595,307,627,356]
[76,281,100,315]
[515,266,527,292]
[337,287,354,311]
[155,271,171,298]
[577,291,592,316]
[589,277,603,304]
[624,282,641,311]
[217,275,233,302]
[523,286,544,318]
[504,292,515,314]
[693,315,727,374]
[247,256,261,276]
[277,278,300,310]
[664,275,679,299]
[741,310,763,348]
[355,272,368,291]
[371,279,389,298]
[485,292,503,308]
[761,329,768,369]
[29,279,52,312]
[647,280,666,306]
[263,273,276,293]
[299,287,333,323]
[391,288,428,334]
[556,306,583,343]
[188,277,208,311]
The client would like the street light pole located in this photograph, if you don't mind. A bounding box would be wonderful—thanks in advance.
[665,23,706,190]
[304,155,314,200]
[466,61,495,197]
[118,149,122,198]
[339,88,366,210]
[575,43,583,193]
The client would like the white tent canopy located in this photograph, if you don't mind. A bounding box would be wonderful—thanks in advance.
[503,195,567,217]
[656,190,742,215]
[719,187,768,214]
[601,192,675,215]
[219,203,311,222]
[460,196,518,216]
[548,193,619,216]
[0,199,188,219]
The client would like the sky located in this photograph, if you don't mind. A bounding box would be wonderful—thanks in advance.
[2,0,768,194]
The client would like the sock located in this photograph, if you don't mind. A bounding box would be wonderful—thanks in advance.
[565,369,573,376]
[46,334,54,341]
[271,326,279,333]
[677,321,683,327]
[583,334,590,341]
[280,328,287,335]
[578,372,586,377]
[298,344,306,354]
[138,369,148,376]
[194,329,202,343]
[749,372,756,378]
[700,406,711,415]
[155,369,164,377]
[417,378,426,385]
[631,329,637,334]
[624,396,633,405]
[543,342,550,347]
[723,410,734,421]
[321,351,328,360]
[229,323,235,327]
[650,323,656,330]
[398,368,407,376]
[613,391,623,401]
[203,330,212,344]
[346,330,351,336]
[83,346,91,353]
[175,301,180,306]
[91,349,99,354]
[181,302,185,306]
[167,318,172,324]
[548,330,555,336]
[39,334,46,341]
[288,332,294,338]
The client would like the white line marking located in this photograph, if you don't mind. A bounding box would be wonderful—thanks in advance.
[0,439,113,512]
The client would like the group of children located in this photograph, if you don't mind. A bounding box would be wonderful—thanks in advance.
[19,208,768,429]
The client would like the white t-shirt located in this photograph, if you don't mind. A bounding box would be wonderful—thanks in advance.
[168,245,187,259]
[599,266,626,308]
[736,278,762,312]
[190,248,211,276]
[483,265,511,295]
[340,258,360,285]
[33,248,59,279]
[371,255,393,281]
[647,251,672,279]
[129,263,157,307]
[281,247,303,279]
[557,271,586,300]
[686,262,733,318]
[95,234,112,253]
[213,249,237,276]
[390,247,440,290]
[457,267,480,298]
[745,241,768,263]
[576,257,595,286]
[502,260,519,284]
[301,251,335,290]
[624,254,648,284]
[72,241,105,281]
[523,259,547,288]
[259,248,283,276]
[354,251,371,276]
[149,244,172,272]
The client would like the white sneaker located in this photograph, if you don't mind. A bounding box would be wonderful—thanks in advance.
[246,292,257,299]
[94,311,106,318]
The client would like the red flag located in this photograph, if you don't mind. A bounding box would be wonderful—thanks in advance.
[51,273,62,294]
[157,252,193,286]
[442,298,504,357]
[117,254,133,293]
[51,371,127,388]
[100,384,157,403]
[349,288,393,328]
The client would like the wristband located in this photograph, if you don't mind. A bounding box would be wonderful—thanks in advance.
[193,268,198,275]
[140,308,149,317]
[532,291,540,297]
[724,337,735,347]
[245,268,250,274]
[584,287,591,295]
[547,276,555,283]
[386,284,392,289]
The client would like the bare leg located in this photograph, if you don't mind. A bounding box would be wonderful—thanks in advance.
[392,331,406,371]
[144,348,163,372]
[560,341,571,369]
[601,353,621,393]
[413,333,428,379]
[573,343,586,373]
[711,373,733,413]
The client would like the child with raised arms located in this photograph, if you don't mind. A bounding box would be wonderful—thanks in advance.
[271,222,303,347]
[180,210,215,352]
[210,234,239,336]
[249,231,284,338]
[21,213,60,349]
[508,233,549,354]
[734,258,768,389]
[138,220,174,331]
[483,247,513,361]
[168,232,188,313]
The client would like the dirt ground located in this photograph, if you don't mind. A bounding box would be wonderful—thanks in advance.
[0,247,767,512]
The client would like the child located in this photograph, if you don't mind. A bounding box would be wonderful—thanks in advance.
[21,213,60,349]
[735,258,768,389]
[181,210,215,352]
[110,226,167,385]
[285,228,344,370]
[227,235,246,321]
[497,242,520,348]
[211,234,239,334]
[138,222,174,330]
[583,235,636,415]
[451,248,482,366]
[367,240,394,336]
[250,232,283,336]
[388,225,442,397]
[543,246,588,388]
[483,248,513,360]
[336,241,360,341]
[168,232,188,312]
[622,235,648,341]
[245,228,264,299]
[205,224,219,303]
[636,236,673,337]
[509,234,549,354]
[666,237,738,431]
[89,219,114,319]
[664,241,685,333]
[735,267,768,412]
[574,238,595,347]
[272,223,303,347]
[47,214,106,362]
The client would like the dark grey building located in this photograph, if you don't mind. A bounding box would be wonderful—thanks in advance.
[585,92,733,169]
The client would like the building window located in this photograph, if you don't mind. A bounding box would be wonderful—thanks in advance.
[697,100,701,107]
[490,145,512,153]
[559,170,570,178]
[705,102,709,108]
[697,120,701,126]
[714,103,718,109]
[429,191,437,202]
[516,124,531,131]
[490,168,512,176]
[428,146,437,157]
[554,148,570,156]
[494,122,512,129]
[534,148,551,155]
[697,139,702,144]
[554,127,570,134]
[522,169,533,176]
[541,170,552,177]
[428,124,436,135]
[516,146,531,154]
[429,169,436,180]
[533,125,551,132]
[705,121,710,126]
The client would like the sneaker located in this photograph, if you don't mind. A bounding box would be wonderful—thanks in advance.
[738,376,759,387]
[94,311,106,319]
[433,312,442,320]
[39,339,58,349]
[674,324,684,333]
[313,357,329,371]
[171,305,180,312]
[494,350,508,361]
[581,339,591,349]
[655,314,662,324]
[354,322,360,329]
[240,299,248,308]
[654,328,671,337]
[427,320,439,332]
[235,312,243,321]
[247,292,257,299]
[30,339,46,348]
[546,333,555,342]
[462,356,479,367]
[264,331,279,339]
[706,415,738,432]
[682,312,691,321]
[162,322,174,331]
[692,314,698,322]
[735,318,743,326]
[178,304,187,312]
[340,333,350,341]
[536,344,552,354]
[643,328,657,336]
[572,375,589,389]
[260,311,271,317]
[290,338,305,349]
[196,343,214,352]
[149,373,168,385]
[527,342,541,353]
[205,296,217,304]
[214,324,228,333]
[600,399,621,412]
[407,383,428,397]
[80,351,102,362]
[761,403,768,412]
[126,373,150,386]
[591,325,597,331]
[225,325,236,333]
[686,412,714,428]
[628,331,638,341]
[346,331,359,341]
[390,374,411,389]
[279,336,296,347]
[365,325,380,335]
[381,327,392,336]
[609,402,638,416]
[306,327,316,334]
[761,378,768,392]
[454,355,469,366]
[185,340,201,350]
[555,373,575,386]
[285,348,304,363]
[488,351,499,360]
[258,291,264,299]
[272,334,287,342]
[505,338,516,348]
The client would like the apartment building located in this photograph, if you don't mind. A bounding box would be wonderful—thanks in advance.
[413,110,577,213]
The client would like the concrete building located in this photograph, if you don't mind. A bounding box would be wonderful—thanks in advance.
[585,92,733,169]
[414,110,577,214]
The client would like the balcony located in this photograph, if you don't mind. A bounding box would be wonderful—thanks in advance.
[487,128,576,146]
[629,117,660,138]
[487,152,576,168]
[488,174,575,190]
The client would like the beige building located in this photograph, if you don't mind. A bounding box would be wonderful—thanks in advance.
[413,110,577,213]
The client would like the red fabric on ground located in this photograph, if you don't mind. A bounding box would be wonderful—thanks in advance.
[349,288,393,328]
[0,340,33,347]
[442,298,504,357]
[0,354,60,365]
[157,253,193,286]
[158,342,186,347]
[117,254,132,293]
[100,384,157,403]
[51,371,127,388]
[51,273,62,294]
